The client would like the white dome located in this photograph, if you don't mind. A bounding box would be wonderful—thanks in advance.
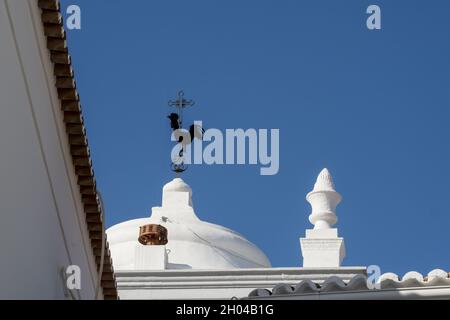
[107,178,271,270]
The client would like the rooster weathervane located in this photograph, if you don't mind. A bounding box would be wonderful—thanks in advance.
[167,91,204,174]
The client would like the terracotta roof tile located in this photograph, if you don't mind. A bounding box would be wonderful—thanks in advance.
[248,269,450,298]
[37,0,117,300]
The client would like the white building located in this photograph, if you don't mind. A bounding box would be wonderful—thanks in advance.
[0,0,117,299]
[107,169,450,300]
[1,0,449,301]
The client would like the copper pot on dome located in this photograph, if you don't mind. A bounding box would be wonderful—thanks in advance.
[138,224,168,245]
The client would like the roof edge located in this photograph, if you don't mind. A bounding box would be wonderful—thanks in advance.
[37,0,117,300]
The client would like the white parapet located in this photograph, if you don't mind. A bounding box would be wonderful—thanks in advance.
[300,169,346,267]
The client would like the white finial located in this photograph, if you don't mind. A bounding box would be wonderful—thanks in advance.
[162,178,193,208]
[312,168,336,192]
[300,168,346,267]
[306,168,342,229]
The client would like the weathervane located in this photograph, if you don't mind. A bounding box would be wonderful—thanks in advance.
[167,91,203,174]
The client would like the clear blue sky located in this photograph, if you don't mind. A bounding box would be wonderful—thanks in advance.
[61,0,450,275]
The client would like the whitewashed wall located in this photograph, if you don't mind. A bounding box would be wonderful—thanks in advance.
[0,0,99,299]
[115,268,367,299]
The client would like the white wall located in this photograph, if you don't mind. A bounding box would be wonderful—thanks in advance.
[115,267,367,299]
[0,0,99,299]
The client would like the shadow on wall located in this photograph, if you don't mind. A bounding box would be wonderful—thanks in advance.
[167,263,193,270]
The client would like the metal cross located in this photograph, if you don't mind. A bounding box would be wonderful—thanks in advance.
[168,90,195,128]
[168,90,195,175]
[168,90,195,109]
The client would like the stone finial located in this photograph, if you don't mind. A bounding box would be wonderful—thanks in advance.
[306,168,342,230]
[300,168,346,268]
[162,178,193,208]
[312,168,336,191]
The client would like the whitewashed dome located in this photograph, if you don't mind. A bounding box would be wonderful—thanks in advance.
[107,178,271,270]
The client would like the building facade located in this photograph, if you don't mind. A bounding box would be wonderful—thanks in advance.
[107,170,450,300]
[0,0,116,299]
[1,0,448,301]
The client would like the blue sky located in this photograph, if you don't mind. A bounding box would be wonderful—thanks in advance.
[61,0,450,275]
